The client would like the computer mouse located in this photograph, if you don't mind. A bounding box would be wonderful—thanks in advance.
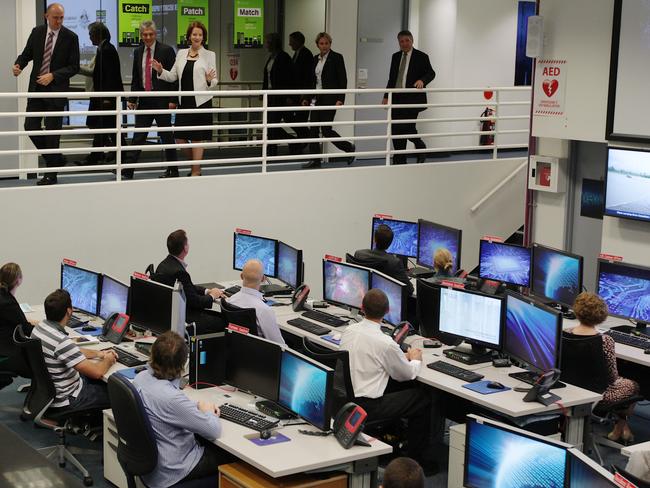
[260,430,272,440]
[487,381,506,390]
[81,325,97,332]
[332,333,342,341]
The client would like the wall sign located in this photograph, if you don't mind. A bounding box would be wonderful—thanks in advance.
[177,0,209,48]
[234,0,264,48]
[118,0,152,47]
[534,59,567,117]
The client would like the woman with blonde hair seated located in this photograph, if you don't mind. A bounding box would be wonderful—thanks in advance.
[432,248,453,278]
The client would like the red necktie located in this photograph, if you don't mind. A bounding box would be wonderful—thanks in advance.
[145,47,152,91]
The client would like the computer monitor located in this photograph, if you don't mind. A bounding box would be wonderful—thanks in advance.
[531,243,584,308]
[278,349,333,431]
[416,219,462,272]
[597,259,650,326]
[60,263,101,316]
[605,146,650,223]
[464,415,569,488]
[189,332,226,389]
[503,292,562,374]
[478,240,531,287]
[128,276,173,335]
[277,241,303,289]
[99,275,129,320]
[370,270,407,326]
[435,286,503,352]
[567,449,618,487]
[233,232,278,277]
[224,329,282,401]
[416,279,438,338]
[371,217,418,258]
[322,259,371,311]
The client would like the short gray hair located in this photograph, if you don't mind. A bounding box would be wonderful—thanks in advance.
[139,20,157,35]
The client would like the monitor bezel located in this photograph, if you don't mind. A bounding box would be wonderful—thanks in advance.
[604,146,650,223]
[416,219,463,272]
[232,232,279,278]
[370,269,407,326]
[434,285,504,350]
[478,239,532,287]
[60,262,102,316]
[278,348,334,431]
[322,259,372,311]
[99,274,130,320]
[567,448,618,486]
[371,216,419,258]
[596,258,650,323]
[128,276,174,335]
[277,241,303,289]
[502,291,563,373]
[530,242,584,308]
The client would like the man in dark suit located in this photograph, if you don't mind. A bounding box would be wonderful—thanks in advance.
[13,3,80,186]
[154,230,226,334]
[383,31,435,165]
[354,224,414,295]
[125,20,178,180]
[262,33,292,157]
[286,32,313,154]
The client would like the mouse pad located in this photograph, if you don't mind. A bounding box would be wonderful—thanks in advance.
[321,334,341,345]
[246,432,291,446]
[462,380,511,395]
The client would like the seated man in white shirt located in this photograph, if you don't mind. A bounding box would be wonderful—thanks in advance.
[226,259,286,345]
[340,289,434,473]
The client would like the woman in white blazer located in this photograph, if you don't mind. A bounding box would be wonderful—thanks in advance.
[152,21,217,176]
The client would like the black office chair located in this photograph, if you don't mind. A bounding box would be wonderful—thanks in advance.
[220,298,258,336]
[612,464,650,488]
[145,263,155,276]
[415,278,461,345]
[345,252,388,274]
[107,373,214,488]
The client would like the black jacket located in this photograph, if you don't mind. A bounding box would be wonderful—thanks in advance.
[291,46,314,90]
[353,249,414,295]
[154,255,213,317]
[0,289,33,357]
[129,42,178,105]
[263,50,292,105]
[307,50,348,106]
[385,48,435,110]
[88,40,124,129]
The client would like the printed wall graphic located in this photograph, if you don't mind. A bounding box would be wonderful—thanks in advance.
[177,0,209,47]
[234,0,264,48]
[533,59,567,117]
[118,0,153,47]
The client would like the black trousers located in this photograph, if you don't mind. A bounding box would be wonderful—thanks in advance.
[391,107,426,163]
[267,96,291,157]
[87,104,127,163]
[285,97,310,151]
[308,107,354,156]
[126,97,177,173]
[24,95,65,171]
[181,437,234,483]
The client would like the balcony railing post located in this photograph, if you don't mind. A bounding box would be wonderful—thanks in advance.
[116,95,122,181]
[493,89,499,160]
[262,92,268,173]
[386,91,392,166]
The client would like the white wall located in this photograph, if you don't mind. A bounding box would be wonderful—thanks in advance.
[2,160,526,305]
[284,0,326,51]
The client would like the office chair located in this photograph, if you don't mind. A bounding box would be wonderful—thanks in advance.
[560,332,644,464]
[220,299,258,336]
[107,373,214,488]
[145,263,155,276]
[612,464,650,488]
[345,252,388,274]
[0,359,13,390]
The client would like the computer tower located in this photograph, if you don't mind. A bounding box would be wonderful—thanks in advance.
[188,332,226,389]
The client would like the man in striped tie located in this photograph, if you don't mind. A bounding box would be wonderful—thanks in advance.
[13,3,80,185]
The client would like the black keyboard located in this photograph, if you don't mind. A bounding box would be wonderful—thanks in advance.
[219,403,279,432]
[113,348,147,367]
[302,309,348,327]
[287,318,331,336]
[508,371,566,389]
[605,329,650,350]
[224,285,241,296]
[427,360,484,383]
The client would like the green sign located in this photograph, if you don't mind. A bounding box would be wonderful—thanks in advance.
[234,0,264,48]
[177,0,209,48]
[118,0,153,47]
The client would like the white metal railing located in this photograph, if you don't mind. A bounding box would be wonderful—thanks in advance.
[0,86,531,183]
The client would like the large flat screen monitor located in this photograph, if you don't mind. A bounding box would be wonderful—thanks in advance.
[464,415,568,488]
[568,449,618,487]
[370,271,407,326]
[99,274,129,320]
[417,219,462,272]
[531,243,583,308]
[233,232,278,277]
[277,241,303,289]
[278,349,333,431]
[322,260,371,311]
[129,277,173,335]
[478,240,531,287]
[435,287,503,350]
[604,147,650,222]
[597,259,650,325]
[60,263,101,316]
[224,329,282,401]
[503,292,562,373]
[371,217,418,258]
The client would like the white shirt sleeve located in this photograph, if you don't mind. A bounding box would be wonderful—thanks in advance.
[380,341,421,382]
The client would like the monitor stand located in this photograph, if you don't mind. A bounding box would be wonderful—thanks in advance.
[408,266,434,279]
[443,344,493,365]
[255,400,295,420]
[260,282,293,296]
[547,302,576,320]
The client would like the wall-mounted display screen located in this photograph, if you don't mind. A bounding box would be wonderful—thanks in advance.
[605,147,650,222]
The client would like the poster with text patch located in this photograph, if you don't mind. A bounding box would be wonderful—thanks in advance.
[118,0,152,47]
[177,0,209,48]
[534,59,567,116]
[234,0,264,48]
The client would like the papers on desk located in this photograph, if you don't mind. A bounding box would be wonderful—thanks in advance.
[19,303,34,313]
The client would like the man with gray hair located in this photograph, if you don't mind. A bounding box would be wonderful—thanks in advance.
[124,20,178,179]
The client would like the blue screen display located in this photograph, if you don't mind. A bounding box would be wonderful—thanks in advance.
[605,148,650,222]
[372,218,418,257]
[465,420,567,488]
[99,275,129,319]
[417,220,461,271]
[569,452,617,487]
[370,272,404,326]
[504,294,559,371]
[323,261,370,309]
[479,241,531,287]
[234,233,277,277]
[279,351,329,429]
[532,246,581,306]
[597,261,650,323]
[277,242,300,288]
[61,264,99,315]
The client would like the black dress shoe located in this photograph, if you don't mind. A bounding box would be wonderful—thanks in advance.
[36,175,57,186]
[416,154,426,164]
[159,169,179,178]
[302,160,322,169]
[392,158,407,165]
[121,171,133,180]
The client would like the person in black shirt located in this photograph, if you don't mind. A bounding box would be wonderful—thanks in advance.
[286,31,313,155]
[262,33,292,157]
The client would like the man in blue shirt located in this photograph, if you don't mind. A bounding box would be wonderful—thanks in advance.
[133,331,231,487]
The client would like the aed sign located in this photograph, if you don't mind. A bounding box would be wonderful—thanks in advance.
[534,59,567,117]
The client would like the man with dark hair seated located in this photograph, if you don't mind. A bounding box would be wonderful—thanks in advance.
[340,289,435,474]
[133,331,232,486]
[381,457,425,488]
[354,224,413,295]
[155,229,226,334]
[31,289,117,411]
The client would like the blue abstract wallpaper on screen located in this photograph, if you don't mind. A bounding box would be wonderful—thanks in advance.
[62,265,98,314]
[371,273,403,325]
[324,261,369,309]
[532,247,580,305]
[234,234,276,276]
[598,261,650,322]
[279,352,327,428]
[99,278,128,319]
[417,222,460,271]
[277,243,298,287]
[465,421,566,488]
[372,218,418,257]
[568,453,617,487]
[479,241,530,286]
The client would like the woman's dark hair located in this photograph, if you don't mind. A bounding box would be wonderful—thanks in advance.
[150,331,189,380]
[186,21,207,45]
[0,263,22,292]
[88,21,110,42]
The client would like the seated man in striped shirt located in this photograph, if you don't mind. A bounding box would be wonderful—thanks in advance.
[31,289,117,411]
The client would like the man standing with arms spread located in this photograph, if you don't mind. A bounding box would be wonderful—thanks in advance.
[13,3,80,186]
[383,31,435,165]
[125,20,178,180]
